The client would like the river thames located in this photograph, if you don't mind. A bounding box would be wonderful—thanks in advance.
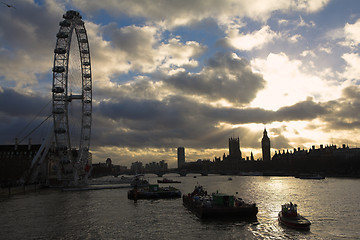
[0,175,359,239]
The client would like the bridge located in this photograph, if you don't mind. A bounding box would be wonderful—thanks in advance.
[148,169,214,177]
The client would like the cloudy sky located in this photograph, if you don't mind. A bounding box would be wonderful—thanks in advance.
[1,0,360,167]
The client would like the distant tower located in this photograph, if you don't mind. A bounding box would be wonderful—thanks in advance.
[229,137,242,159]
[106,158,112,167]
[177,147,185,168]
[262,128,271,161]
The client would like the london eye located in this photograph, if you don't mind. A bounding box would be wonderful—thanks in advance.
[52,10,92,185]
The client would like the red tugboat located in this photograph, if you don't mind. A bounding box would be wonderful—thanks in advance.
[278,202,311,230]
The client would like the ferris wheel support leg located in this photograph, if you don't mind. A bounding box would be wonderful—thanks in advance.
[26,127,54,184]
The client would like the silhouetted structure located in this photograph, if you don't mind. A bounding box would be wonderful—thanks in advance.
[91,159,127,177]
[271,144,360,176]
[178,147,185,169]
[229,137,242,159]
[220,137,243,172]
[261,128,271,161]
[106,158,112,167]
[131,161,144,174]
[175,132,360,177]
[0,140,41,185]
[145,160,168,172]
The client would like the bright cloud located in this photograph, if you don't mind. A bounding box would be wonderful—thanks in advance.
[297,15,316,27]
[71,0,330,28]
[289,34,302,43]
[156,38,207,72]
[250,52,339,110]
[340,53,360,83]
[343,19,360,47]
[86,22,207,91]
[221,26,279,51]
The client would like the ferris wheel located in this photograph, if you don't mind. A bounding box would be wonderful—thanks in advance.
[52,10,92,184]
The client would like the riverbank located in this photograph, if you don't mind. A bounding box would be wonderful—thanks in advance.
[0,184,41,197]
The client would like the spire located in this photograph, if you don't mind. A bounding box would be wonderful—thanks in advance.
[261,127,271,161]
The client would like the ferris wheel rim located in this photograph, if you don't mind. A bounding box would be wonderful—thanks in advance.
[52,10,92,163]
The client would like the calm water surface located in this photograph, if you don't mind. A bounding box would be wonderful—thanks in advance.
[0,175,359,239]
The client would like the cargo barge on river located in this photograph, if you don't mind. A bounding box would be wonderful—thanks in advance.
[183,185,258,219]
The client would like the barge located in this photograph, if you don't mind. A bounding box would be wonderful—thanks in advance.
[128,184,181,200]
[183,185,258,219]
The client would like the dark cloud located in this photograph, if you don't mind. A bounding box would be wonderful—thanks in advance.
[164,52,265,104]
[276,98,328,121]
[203,98,327,124]
[102,23,156,62]
[0,88,50,117]
[0,83,332,153]
[93,92,329,150]
[319,86,360,130]
[342,86,360,99]
[0,1,65,86]
[270,134,292,150]
[95,95,217,149]
[0,1,60,51]
[0,88,51,144]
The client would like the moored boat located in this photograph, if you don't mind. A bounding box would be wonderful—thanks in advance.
[90,175,142,185]
[298,174,325,180]
[130,174,149,188]
[157,178,181,183]
[128,184,181,200]
[278,202,311,230]
[183,185,258,219]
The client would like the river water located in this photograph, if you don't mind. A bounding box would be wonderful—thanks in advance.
[0,175,359,239]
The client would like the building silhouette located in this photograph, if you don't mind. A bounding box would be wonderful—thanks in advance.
[130,161,144,174]
[0,140,41,184]
[220,137,243,171]
[261,128,271,161]
[106,158,112,167]
[145,160,168,172]
[177,147,185,169]
[173,131,360,176]
[270,144,360,175]
[229,137,242,159]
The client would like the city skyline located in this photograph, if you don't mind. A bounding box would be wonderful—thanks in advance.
[1,0,360,168]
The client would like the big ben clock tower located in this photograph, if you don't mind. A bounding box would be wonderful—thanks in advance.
[261,128,271,161]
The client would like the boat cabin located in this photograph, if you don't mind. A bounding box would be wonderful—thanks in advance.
[148,184,159,191]
[282,202,298,217]
[212,193,234,207]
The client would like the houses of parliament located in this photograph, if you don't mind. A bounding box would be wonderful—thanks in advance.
[179,128,360,176]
